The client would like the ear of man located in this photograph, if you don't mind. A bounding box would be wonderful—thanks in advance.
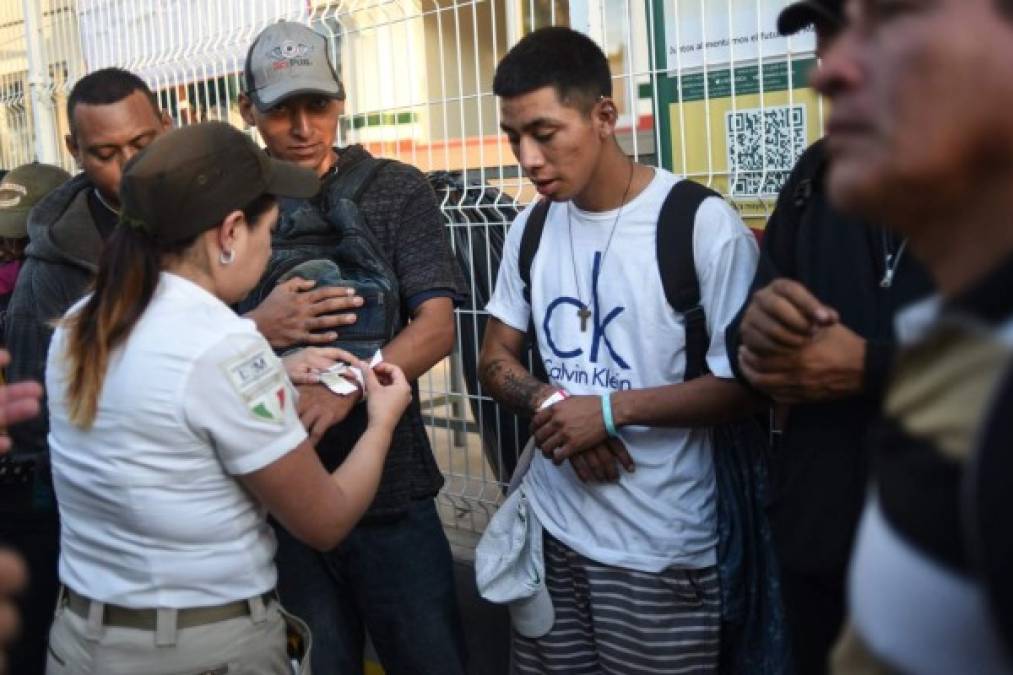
[64,133,79,163]
[238,94,257,128]
[594,96,619,141]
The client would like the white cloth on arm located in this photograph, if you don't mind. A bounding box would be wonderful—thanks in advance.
[47,272,307,609]
[485,168,758,573]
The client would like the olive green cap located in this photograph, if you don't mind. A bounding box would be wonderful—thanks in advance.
[119,121,319,243]
[0,162,71,238]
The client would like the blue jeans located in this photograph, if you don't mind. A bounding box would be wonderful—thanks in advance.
[273,499,467,674]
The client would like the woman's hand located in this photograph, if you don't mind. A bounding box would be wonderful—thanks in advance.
[364,363,411,432]
[282,347,355,385]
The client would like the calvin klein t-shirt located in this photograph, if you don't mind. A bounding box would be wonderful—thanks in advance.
[486,168,758,572]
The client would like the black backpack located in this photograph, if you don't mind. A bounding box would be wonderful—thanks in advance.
[240,156,400,360]
[518,179,791,675]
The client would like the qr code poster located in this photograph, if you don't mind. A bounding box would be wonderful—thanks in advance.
[725,105,807,196]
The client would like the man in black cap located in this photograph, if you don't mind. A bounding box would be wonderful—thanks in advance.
[237,21,468,675]
[725,2,934,672]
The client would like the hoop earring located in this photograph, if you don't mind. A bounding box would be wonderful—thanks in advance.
[219,249,235,265]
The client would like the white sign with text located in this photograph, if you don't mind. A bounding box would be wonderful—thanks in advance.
[663,0,816,72]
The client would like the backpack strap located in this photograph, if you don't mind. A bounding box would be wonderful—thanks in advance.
[656,179,723,382]
[323,156,393,205]
[514,199,552,383]
[352,158,393,203]
[518,199,551,306]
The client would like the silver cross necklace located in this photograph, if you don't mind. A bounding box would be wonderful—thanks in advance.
[567,160,636,332]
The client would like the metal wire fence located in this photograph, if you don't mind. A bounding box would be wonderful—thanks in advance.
[0,0,821,556]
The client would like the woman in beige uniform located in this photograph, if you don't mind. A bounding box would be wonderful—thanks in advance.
[43,121,411,674]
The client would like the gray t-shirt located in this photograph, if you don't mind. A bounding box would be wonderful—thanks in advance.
[304,145,467,521]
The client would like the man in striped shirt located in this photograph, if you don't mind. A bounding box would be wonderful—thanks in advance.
[810,0,1013,671]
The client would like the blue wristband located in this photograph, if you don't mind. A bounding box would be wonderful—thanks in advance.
[601,393,619,438]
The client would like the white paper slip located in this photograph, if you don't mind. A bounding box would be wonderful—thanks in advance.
[320,363,360,396]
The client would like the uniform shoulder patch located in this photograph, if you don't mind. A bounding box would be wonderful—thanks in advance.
[220,346,288,424]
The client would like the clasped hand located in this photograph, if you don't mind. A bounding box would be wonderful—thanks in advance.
[531,395,634,483]
[738,279,865,403]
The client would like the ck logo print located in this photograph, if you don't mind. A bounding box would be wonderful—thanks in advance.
[543,251,630,369]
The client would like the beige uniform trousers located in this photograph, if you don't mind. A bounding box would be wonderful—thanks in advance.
[45,592,311,675]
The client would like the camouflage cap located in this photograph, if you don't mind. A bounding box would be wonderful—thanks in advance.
[0,162,71,238]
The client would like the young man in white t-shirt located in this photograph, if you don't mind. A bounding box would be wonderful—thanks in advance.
[480,27,758,673]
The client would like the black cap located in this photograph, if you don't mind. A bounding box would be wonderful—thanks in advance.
[119,121,318,243]
[777,0,844,36]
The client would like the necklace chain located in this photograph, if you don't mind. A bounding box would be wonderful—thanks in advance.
[880,229,908,288]
[93,188,120,216]
[567,160,636,315]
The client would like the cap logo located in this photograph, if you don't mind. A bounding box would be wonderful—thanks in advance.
[0,183,27,208]
[268,41,313,71]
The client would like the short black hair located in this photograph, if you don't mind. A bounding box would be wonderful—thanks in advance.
[67,68,160,136]
[493,27,612,112]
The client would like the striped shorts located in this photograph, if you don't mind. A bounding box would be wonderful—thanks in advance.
[512,533,721,675]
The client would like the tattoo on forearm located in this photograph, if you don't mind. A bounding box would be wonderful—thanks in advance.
[479,358,548,414]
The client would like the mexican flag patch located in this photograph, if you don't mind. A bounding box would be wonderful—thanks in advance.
[252,386,288,422]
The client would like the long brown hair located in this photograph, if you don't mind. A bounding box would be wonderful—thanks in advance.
[62,194,276,428]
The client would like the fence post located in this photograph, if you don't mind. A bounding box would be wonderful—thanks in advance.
[449,349,468,448]
[22,0,60,164]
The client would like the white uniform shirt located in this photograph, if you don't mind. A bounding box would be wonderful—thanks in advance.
[47,272,307,608]
[486,169,758,572]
